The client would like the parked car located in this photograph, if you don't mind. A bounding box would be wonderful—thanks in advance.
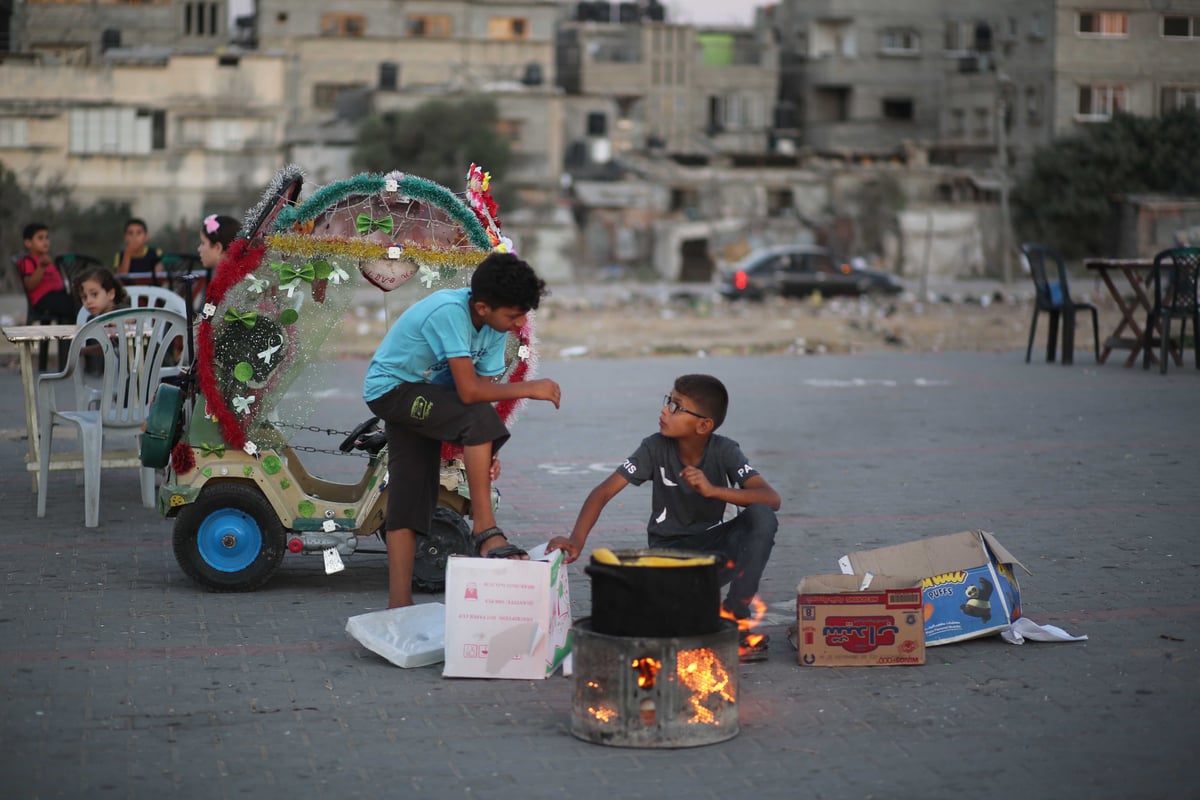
[719,245,903,300]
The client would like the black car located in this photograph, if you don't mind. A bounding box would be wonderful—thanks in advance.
[720,245,903,300]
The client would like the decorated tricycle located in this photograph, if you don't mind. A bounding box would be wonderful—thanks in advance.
[141,165,535,593]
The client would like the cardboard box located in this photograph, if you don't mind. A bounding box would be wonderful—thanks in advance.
[442,544,572,679]
[838,530,1027,646]
[796,575,926,666]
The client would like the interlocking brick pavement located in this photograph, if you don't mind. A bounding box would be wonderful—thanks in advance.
[1,350,1197,799]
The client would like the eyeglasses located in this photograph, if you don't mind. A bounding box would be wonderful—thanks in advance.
[663,394,708,419]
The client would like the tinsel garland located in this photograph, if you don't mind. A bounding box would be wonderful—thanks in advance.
[196,237,268,449]
[265,233,485,271]
[271,172,493,252]
[241,163,304,240]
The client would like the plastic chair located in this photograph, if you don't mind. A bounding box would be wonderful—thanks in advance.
[1144,247,1200,374]
[54,253,104,289]
[75,285,188,325]
[1021,243,1099,365]
[36,307,189,527]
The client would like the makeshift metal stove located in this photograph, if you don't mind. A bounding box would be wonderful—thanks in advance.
[569,549,740,748]
[570,618,740,748]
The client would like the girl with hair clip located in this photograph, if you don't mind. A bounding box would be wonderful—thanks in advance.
[197,214,240,277]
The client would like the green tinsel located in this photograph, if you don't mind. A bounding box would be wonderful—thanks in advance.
[270,172,492,251]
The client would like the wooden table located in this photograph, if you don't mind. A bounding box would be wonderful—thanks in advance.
[1084,258,1171,367]
[2,324,143,492]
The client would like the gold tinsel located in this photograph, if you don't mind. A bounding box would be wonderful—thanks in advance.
[265,233,484,271]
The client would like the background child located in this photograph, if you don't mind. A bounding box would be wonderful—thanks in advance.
[363,251,562,609]
[197,214,240,274]
[75,266,130,320]
[547,373,781,660]
[113,217,162,277]
[18,222,76,369]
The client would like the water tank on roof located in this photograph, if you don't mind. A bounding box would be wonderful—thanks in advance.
[618,2,639,24]
[591,1,612,23]
[644,1,665,22]
[101,29,121,51]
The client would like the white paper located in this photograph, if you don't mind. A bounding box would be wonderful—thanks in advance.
[323,547,345,574]
[346,603,445,668]
[1000,616,1088,645]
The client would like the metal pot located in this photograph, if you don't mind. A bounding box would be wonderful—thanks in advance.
[584,549,721,637]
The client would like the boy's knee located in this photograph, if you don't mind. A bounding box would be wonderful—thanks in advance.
[743,503,778,537]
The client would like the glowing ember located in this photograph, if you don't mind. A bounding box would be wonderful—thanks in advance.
[631,656,662,689]
[588,705,617,723]
[720,595,768,656]
[676,647,735,725]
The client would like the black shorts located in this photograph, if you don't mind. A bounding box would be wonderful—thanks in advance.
[366,382,510,534]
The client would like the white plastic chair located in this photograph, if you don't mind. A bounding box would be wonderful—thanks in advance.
[36,307,189,527]
[75,285,188,325]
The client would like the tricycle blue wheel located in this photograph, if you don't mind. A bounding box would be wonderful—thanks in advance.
[173,482,286,592]
[196,508,263,573]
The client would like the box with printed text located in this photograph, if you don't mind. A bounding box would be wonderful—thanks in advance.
[442,544,572,680]
[797,574,926,666]
[838,530,1028,646]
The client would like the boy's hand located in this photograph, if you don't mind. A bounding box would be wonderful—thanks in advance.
[680,466,715,497]
[546,536,580,563]
[528,378,562,409]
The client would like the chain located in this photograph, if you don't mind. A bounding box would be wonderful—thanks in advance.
[269,420,380,458]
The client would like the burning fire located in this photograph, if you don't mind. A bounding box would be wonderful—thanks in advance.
[676,647,735,725]
[720,595,768,656]
[631,656,662,689]
[588,705,617,723]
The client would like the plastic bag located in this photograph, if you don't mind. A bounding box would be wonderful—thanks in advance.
[346,603,445,668]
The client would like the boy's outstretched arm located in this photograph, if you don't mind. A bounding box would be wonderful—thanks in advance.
[448,357,561,408]
[546,471,629,564]
[679,468,781,511]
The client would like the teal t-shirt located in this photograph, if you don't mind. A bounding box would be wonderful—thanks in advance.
[363,287,507,402]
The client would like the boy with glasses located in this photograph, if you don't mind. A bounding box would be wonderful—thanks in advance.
[548,373,780,660]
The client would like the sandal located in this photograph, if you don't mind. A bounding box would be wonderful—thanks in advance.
[471,527,528,559]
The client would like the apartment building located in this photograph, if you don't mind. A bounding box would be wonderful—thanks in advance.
[0,0,278,234]
[556,1,779,164]
[775,0,1200,172]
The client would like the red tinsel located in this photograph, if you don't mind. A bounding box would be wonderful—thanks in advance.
[170,440,195,475]
[195,237,267,450]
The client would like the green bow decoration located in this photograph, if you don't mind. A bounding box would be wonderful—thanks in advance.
[278,263,316,284]
[223,308,258,328]
[199,442,226,458]
[356,213,394,235]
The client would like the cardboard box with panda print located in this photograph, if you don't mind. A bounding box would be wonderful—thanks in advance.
[837,530,1028,646]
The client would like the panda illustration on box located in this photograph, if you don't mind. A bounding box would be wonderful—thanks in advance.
[960,576,994,623]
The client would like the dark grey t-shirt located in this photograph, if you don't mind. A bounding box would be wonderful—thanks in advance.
[619,433,760,539]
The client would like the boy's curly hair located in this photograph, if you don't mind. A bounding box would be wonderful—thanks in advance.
[675,374,729,429]
[470,252,547,312]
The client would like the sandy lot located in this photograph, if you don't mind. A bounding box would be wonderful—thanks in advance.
[338,282,1045,361]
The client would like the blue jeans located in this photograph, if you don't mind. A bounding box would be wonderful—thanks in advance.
[648,503,778,620]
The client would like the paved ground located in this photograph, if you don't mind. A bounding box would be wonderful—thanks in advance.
[1,343,1197,799]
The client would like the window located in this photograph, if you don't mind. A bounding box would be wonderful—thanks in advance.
[948,108,965,136]
[488,16,529,40]
[1025,85,1043,124]
[69,107,165,154]
[882,98,914,121]
[1077,12,1128,37]
[944,20,974,53]
[0,118,29,148]
[1077,84,1128,120]
[184,2,220,36]
[312,83,366,110]
[1162,85,1200,111]
[973,107,990,138]
[407,14,451,38]
[1029,13,1045,39]
[586,112,607,136]
[320,13,365,37]
[880,28,920,54]
[494,118,522,145]
[1162,15,1200,39]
